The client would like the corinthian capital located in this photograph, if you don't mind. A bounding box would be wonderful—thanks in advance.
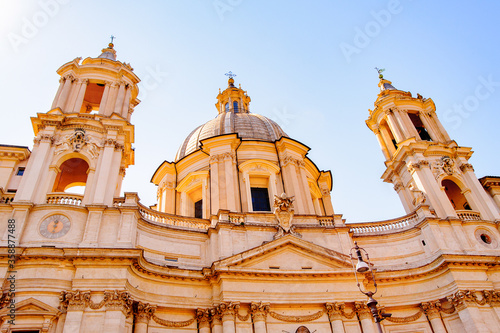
[250,302,270,322]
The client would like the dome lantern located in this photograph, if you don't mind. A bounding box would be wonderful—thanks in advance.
[215,72,251,114]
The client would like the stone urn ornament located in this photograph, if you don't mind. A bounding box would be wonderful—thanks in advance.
[273,193,301,239]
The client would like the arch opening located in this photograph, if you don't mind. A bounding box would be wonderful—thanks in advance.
[442,179,471,210]
[53,158,89,193]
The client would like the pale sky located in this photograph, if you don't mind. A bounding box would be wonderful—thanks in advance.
[1,1,499,222]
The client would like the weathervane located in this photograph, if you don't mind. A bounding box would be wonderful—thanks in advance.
[110,35,116,44]
[225,71,237,79]
[375,67,385,79]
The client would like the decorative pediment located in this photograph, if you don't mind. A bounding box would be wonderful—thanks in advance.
[212,234,351,272]
[0,297,60,317]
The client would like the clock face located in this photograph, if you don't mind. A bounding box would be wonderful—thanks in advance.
[39,214,71,239]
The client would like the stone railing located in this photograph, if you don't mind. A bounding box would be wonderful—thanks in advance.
[229,213,245,224]
[138,203,211,230]
[318,216,335,226]
[456,210,482,221]
[46,192,83,206]
[0,192,14,204]
[113,197,125,207]
[349,212,419,235]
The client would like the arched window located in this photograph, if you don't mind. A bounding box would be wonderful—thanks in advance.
[409,113,432,141]
[52,158,89,194]
[233,101,239,113]
[225,103,229,112]
[442,179,471,210]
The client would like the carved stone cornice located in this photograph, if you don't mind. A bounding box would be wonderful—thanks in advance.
[135,302,156,324]
[250,302,270,322]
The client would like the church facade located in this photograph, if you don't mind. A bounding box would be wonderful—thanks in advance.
[0,45,500,333]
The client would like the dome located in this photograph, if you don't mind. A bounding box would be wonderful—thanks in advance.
[175,112,288,161]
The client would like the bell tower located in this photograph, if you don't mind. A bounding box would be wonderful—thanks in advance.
[14,41,140,207]
[366,71,500,221]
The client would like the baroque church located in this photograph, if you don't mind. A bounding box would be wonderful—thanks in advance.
[0,43,500,333]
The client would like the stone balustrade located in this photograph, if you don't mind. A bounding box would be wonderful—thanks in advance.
[0,192,14,204]
[349,212,419,235]
[456,210,481,221]
[46,192,83,206]
[138,204,211,230]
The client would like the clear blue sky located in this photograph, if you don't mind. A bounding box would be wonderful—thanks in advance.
[1,1,499,222]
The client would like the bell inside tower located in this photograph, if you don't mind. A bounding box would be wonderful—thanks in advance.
[81,82,105,113]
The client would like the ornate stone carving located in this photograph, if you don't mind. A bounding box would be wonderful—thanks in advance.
[196,308,211,325]
[104,138,118,147]
[421,301,442,320]
[354,302,372,320]
[325,302,345,321]
[34,134,55,145]
[273,193,300,239]
[152,313,196,327]
[250,302,270,322]
[135,302,156,324]
[218,302,240,319]
[104,290,133,316]
[409,183,427,206]
[60,290,91,311]
[393,182,404,192]
[460,163,475,172]
[69,128,87,152]
[268,310,324,322]
[432,156,455,179]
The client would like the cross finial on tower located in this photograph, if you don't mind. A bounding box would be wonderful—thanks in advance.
[375,67,385,79]
[110,35,116,44]
[225,71,237,79]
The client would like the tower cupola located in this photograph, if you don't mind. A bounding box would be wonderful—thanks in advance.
[215,72,251,114]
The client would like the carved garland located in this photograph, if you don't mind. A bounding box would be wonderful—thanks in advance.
[151,314,196,327]
[384,309,423,323]
[268,310,324,322]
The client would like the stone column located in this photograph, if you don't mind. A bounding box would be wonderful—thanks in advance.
[114,82,127,115]
[373,127,391,160]
[210,307,223,333]
[134,302,156,333]
[121,86,132,118]
[251,302,269,333]
[210,155,220,214]
[51,77,65,109]
[449,290,489,333]
[223,152,237,212]
[460,163,500,220]
[386,111,405,143]
[56,74,75,111]
[219,302,238,333]
[99,81,111,115]
[15,134,54,202]
[326,303,346,333]
[103,290,132,332]
[60,291,89,333]
[93,139,116,204]
[197,308,211,333]
[355,303,375,333]
[421,302,447,333]
[72,78,89,113]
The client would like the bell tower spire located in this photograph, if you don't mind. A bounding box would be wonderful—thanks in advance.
[366,71,500,221]
[14,42,142,207]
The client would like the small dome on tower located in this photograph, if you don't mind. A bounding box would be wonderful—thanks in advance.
[98,42,117,61]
